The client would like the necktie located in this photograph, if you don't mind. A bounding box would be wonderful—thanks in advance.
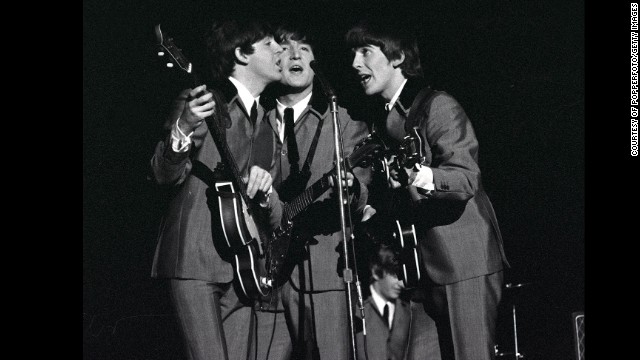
[383,303,390,329]
[284,107,300,173]
[250,100,258,124]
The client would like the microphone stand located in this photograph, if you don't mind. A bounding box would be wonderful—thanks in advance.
[310,60,362,360]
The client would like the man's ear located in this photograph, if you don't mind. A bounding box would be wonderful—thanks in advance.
[372,272,381,281]
[391,52,406,69]
[235,47,250,65]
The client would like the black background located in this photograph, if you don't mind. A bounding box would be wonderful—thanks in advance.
[84,1,585,359]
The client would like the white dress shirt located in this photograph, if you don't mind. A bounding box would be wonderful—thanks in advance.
[370,285,395,329]
[275,91,313,142]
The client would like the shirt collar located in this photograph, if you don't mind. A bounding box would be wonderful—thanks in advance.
[384,78,408,112]
[276,91,313,122]
[369,285,395,317]
[275,92,313,142]
[228,76,259,114]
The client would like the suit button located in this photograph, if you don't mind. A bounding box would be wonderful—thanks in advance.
[282,149,287,156]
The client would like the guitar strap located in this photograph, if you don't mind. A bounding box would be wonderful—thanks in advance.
[279,113,324,202]
[371,86,436,146]
[300,116,324,174]
[404,86,437,135]
[367,86,438,218]
[194,89,232,187]
[396,86,439,218]
[205,88,274,174]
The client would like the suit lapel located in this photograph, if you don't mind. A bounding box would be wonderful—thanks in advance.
[366,297,389,328]
[267,110,280,140]
[390,299,404,330]
[259,95,281,140]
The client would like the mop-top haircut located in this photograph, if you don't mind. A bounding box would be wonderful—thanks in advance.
[345,18,423,79]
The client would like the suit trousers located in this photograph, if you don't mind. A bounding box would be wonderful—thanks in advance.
[169,279,254,360]
[280,282,351,360]
[407,271,503,360]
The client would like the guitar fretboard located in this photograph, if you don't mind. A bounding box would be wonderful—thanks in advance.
[279,136,381,226]
[282,174,332,224]
[158,27,251,206]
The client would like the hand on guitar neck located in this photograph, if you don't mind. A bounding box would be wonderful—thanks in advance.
[267,135,383,285]
[386,156,414,189]
[327,169,355,188]
[178,85,216,133]
[377,127,431,202]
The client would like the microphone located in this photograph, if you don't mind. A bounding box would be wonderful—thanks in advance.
[310,60,336,100]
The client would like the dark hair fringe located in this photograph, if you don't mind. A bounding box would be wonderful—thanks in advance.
[345,20,423,79]
[273,22,318,57]
[370,243,400,280]
[206,17,274,80]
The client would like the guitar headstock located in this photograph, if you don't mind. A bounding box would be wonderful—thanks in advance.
[370,126,423,173]
[155,24,192,74]
[394,126,425,169]
[347,134,384,169]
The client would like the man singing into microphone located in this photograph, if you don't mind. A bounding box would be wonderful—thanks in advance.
[261,20,371,360]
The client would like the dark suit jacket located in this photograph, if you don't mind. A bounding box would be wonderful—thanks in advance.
[355,297,411,360]
[263,90,370,291]
[378,80,509,285]
[150,79,282,282]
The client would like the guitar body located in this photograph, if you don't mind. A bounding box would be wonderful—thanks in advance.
[394,220,422,288]
[266,224,297,287]
[215,181,262,249]
[354,212,423,289]
[267,135,384,286]
[234,245,269,298]
[214,181,271,299]
[355,127,428,288]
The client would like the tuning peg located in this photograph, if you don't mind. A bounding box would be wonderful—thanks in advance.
[166,63,174,68]
[158,51,165,57]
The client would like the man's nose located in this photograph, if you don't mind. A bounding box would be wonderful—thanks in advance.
[290,48,301,59]
[351,54,362,69]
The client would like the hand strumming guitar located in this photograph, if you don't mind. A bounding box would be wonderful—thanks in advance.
[244,165,273,200]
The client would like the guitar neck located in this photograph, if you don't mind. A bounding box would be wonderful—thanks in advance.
[280,135,381,225]
[206,111,251,204]
[282,173,332,224]
[191,77,250,205]
[156,24,251,205]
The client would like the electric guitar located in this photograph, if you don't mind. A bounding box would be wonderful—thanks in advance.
[155,24,273,300]
[267,134,383,285]
[360,127,427,288]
